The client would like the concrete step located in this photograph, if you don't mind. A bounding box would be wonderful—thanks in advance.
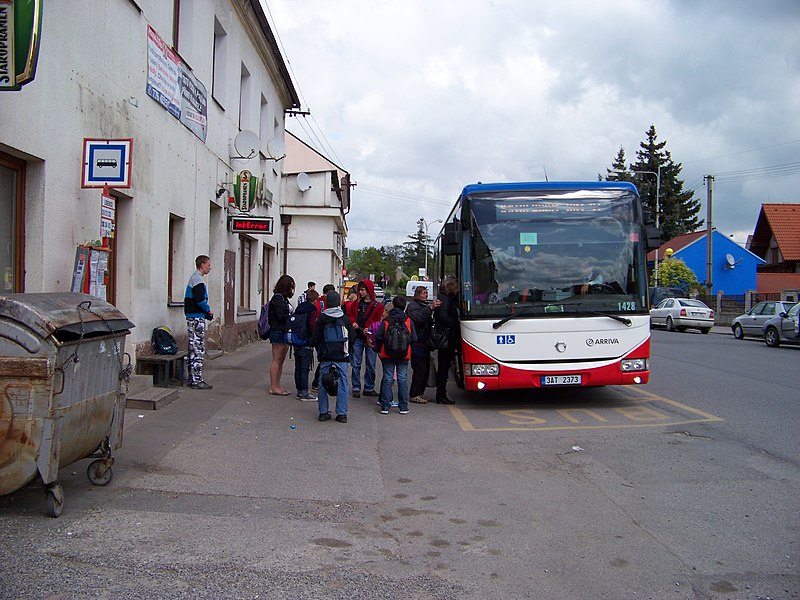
[126,386,179,411]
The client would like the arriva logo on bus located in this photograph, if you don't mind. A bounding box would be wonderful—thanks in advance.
[586,338,620,346]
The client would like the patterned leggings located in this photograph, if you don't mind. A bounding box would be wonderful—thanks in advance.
[187,318,206,384]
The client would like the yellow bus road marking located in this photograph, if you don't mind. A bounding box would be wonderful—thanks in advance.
[447,389,724,432]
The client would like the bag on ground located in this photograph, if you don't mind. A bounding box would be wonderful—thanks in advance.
[152,326,178,355]
[285,312,310,346]
[384,317,411,358]
[257,303,270,340]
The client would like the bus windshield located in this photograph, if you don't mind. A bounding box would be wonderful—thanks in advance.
[464,188,648,318]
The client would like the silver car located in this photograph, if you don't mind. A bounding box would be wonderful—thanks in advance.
[731,301,797,339]
[650,297,714,333]
[763,303,800,347]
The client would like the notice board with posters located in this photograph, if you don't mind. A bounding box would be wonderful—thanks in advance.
[72,245,111,301]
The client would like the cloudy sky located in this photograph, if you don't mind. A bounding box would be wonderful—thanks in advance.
[266,0,800,250]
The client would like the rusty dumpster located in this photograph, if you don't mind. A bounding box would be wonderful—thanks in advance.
[0,293,134,516]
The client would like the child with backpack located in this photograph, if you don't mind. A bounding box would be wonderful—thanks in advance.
[291,289,319,401]
[373,296,417,415]
[309,291,354,423]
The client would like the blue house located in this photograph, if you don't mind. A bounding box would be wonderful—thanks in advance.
[647,229,765,295]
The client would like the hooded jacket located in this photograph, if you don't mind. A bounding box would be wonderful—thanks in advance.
[310,307,354,362]
[345,279,382,337]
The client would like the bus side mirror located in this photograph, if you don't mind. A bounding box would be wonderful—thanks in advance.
[646,225,661,251]
[442,222,462,256]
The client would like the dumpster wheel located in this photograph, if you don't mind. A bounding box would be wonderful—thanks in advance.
[87,459,114,486]
[46,484,64,518]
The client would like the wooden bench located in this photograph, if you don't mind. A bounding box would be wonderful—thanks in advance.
[136,351,189,387]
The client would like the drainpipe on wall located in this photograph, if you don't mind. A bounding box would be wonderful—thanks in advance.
[280,214,292,275]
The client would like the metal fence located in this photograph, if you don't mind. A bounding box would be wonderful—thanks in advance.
[696,291,798,326]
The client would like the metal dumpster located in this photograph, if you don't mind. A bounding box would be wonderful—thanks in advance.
[0,293,134,516]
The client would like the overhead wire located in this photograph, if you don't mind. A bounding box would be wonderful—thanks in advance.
[261,1,347,169]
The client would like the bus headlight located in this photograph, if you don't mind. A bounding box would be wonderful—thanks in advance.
[621,358,648,372]
[468,363,499,376]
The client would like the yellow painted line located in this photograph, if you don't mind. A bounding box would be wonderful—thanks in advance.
[449,388,724,432]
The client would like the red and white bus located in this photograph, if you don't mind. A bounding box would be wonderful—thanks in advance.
[435,181,658,391]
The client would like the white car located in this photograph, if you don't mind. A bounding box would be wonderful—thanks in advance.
[650,297,714,333]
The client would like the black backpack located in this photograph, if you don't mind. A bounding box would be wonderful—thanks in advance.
[383,316,411,358]
[152,326,178,355]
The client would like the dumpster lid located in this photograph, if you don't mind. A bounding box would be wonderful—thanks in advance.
[0,293,135,339]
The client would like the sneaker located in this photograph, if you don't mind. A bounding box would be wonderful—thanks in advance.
[379,408,389,415]
[363,389,379,397]
[319,412,332,421]
[297,391,317,401]
[192,381,213,390]
[352,390,361,398]
[390,400,399,407]
[399,409,409,415]
[335,414,348,423]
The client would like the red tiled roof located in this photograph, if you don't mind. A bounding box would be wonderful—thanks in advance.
[762,204,800,260]
[646,230,706,261]
[757,272,800,294]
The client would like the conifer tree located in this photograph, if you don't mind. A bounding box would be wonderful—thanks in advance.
[603,127,703,242]
[629,125,703,240]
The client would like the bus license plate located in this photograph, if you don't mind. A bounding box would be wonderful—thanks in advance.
[541,375,582,386]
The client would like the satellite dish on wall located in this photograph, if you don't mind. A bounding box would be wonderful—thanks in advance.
[233,130,259,159]
[726,253,735,266]
[266,137,285,161]
[296,172,311,192]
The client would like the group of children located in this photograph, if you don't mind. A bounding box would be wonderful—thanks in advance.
[289,281,420,423]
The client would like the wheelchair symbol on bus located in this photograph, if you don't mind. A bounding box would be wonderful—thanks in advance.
[496,335,516,345]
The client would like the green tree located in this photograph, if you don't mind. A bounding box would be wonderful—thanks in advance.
[344,247,384,282]
[603,125,703,241]
[652,256,701,292]
[401,221,428,275]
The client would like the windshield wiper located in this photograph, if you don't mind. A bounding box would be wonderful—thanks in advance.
[492,307,538,329]
[492,307,632,329]
[585,311,632,326]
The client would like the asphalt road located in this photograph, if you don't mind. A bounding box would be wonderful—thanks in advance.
[1,330,798,600]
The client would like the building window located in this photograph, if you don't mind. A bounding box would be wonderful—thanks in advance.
[239,236,252,309]
[168,214,186,303]
[259,94,270,156]
[239,63,251,130]
[0,153,25,293]
[212,18,227,106]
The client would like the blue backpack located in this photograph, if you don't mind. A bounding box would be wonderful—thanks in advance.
[322,319,349,357]
[285,311,311,346]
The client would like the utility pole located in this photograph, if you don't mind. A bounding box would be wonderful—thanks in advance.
[705,175,714,296]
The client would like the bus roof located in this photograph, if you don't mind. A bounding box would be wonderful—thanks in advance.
[461,181,638,197]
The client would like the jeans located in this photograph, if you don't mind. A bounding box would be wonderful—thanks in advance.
[317,361,349,417]
[350,336,377,392]
[379,358,409,411]
[293,346,313,393]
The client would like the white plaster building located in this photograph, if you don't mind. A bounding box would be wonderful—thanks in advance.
[0,0,303,357]
[281,131,350,297]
